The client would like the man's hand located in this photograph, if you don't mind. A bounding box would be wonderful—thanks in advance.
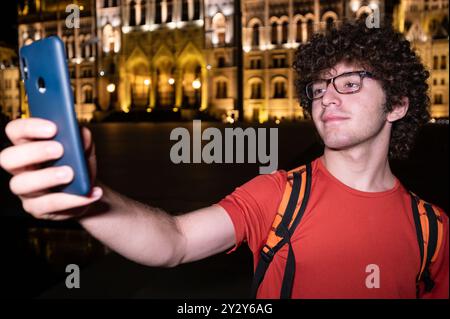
[0,118,103,220]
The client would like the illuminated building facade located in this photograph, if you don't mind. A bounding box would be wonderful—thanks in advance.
[0,46,21,120]
[18,0,97,121]
[394,0,449,118]
[15,0,449,122]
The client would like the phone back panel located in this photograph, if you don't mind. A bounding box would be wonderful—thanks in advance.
[19,36,91,196]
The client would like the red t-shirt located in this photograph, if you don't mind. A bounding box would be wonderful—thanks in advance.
[218,157,449,299]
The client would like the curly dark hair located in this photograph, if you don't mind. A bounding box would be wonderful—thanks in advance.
[293,19,431,160]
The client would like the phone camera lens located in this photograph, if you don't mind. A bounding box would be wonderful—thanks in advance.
[37,77,46,93]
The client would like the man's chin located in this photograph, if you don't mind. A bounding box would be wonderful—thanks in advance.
[323,140,356,152]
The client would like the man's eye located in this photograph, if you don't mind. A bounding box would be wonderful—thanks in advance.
[313,88,325,95]
[344,82,359,88]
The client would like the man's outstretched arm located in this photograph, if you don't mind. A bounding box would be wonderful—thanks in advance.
[0,118,236,268]
[79,185,236,267]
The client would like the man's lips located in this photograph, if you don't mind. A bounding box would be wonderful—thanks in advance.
[321,114,350,122]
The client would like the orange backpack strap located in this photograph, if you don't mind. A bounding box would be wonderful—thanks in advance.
[410,192,444,297]
[250,162,312,299]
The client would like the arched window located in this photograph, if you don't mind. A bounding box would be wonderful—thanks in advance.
[216,80,228,99]
[193,0,201,20]
[306,19,314,41]
[434,93,443,105]
[441,55,447,70]
[272,77,287,98]
[166,0,173,23]
[212,13,226,46]
[140,0,146,25]
[83,35,91,58]
[181,0,189,21]
[155,0,162,24]
[129,0,137,26]
[326,17,334,34]
[282,21,289,43]
[250,81,263,99]
[252,23,260,46]
[271,22,278,44]
[82,85,93,103]
[296,20,302,42]
[433,56,439,70]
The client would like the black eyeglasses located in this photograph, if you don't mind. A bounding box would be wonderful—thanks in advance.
[306,70,374,100]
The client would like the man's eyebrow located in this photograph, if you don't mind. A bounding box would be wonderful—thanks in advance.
[317,69,337,79]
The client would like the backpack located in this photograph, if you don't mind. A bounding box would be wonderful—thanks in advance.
[251,162,445,299]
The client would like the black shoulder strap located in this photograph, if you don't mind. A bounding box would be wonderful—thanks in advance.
[278,163,312,298]
[250,163,312,299]
[410,193,439,296]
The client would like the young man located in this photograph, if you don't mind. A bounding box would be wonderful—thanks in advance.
[0,21,448,298]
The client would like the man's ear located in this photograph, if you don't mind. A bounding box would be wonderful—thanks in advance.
[387,97,409,122]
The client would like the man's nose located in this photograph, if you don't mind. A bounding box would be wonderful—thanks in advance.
[321,82,341,108]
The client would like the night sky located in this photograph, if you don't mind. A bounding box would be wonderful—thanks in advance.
[0,1,19,48]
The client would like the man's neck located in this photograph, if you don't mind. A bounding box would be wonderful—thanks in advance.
[321,147,396,193]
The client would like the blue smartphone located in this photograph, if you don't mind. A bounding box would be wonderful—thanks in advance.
[19,36,91,196]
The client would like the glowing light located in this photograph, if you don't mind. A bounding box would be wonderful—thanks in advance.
[350,0,360,12]
[243,46,251,53]
[192,79,201,89]
[369,2,378,10]
[146,108,152,113]
[275,119,280,124]
[99,70,105,76]
[76,58,82,64]
[168,78,175,85]
[172,107,179,112]
[106,83,116,93]
[122,26,131,33]
[222,7,233,16]
[144,79,151,86]
[167,22,176,29]
[206,64,212,70]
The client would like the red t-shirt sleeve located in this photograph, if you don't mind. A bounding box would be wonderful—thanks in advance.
[217,170,287,254]
[420,210,449,299]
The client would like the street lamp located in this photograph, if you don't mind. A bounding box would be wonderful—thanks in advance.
[192,78,201,89]
[107,83,116,110]
[144,78,151,108]
[192,79,201,108]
